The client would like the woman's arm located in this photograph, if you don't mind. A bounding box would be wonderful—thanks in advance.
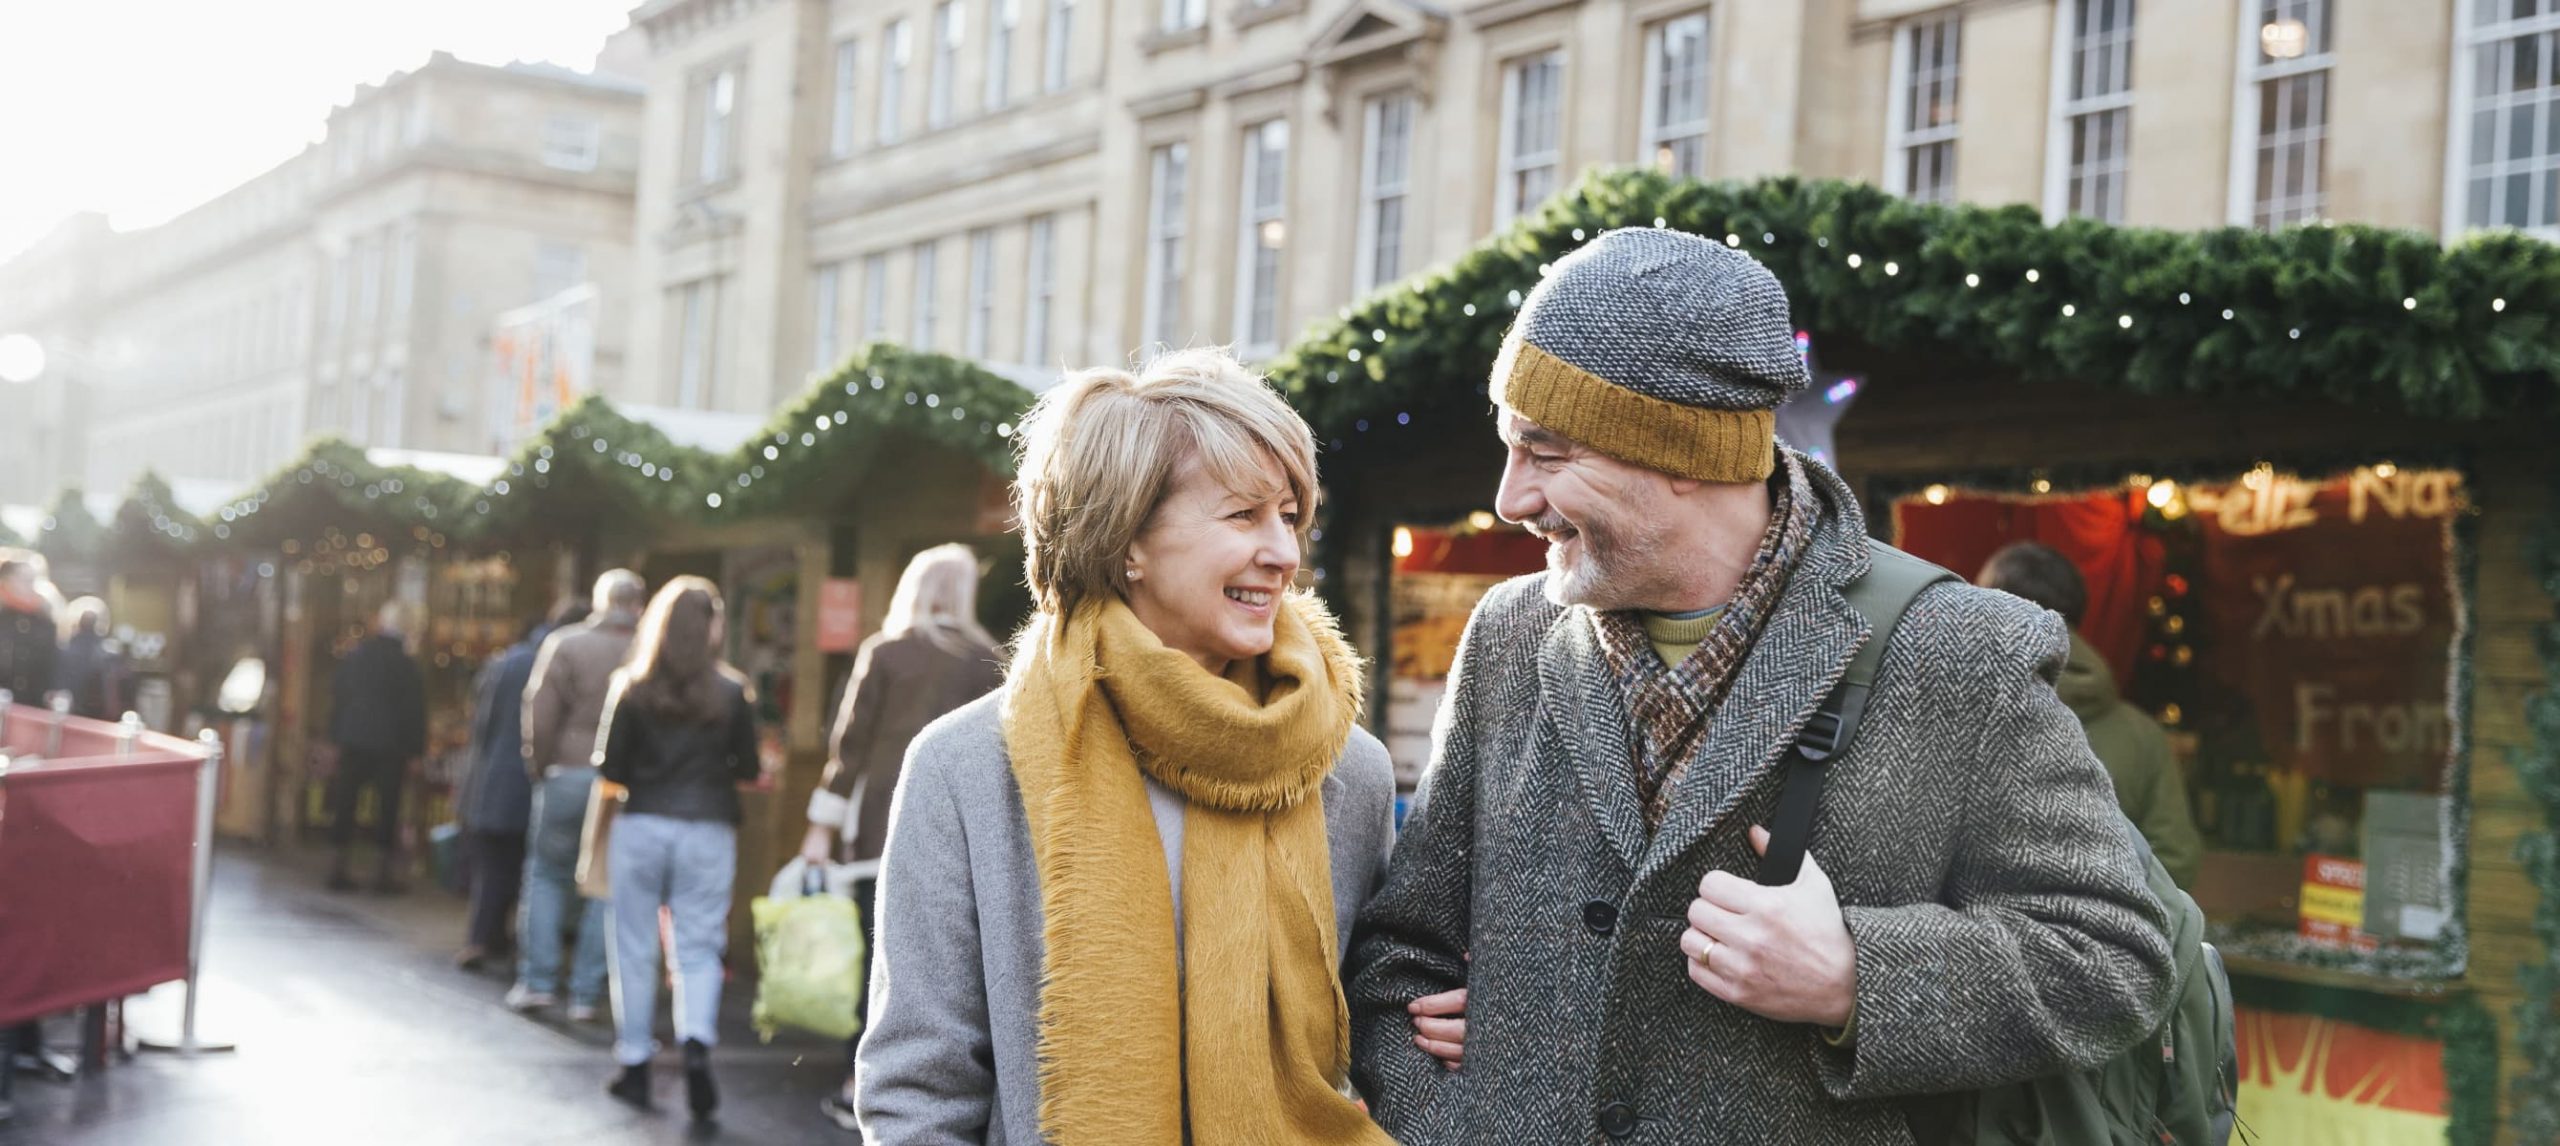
[854,740,999,1143]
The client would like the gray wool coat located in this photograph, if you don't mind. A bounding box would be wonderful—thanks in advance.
[1346,453,2177,1145]
[854,690,1399,1145]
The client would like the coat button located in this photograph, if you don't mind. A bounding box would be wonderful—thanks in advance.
[1582,900,1618,936]
[1598,1101,1638,1137]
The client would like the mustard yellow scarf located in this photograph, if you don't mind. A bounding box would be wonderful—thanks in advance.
[1002,593,1392,1146]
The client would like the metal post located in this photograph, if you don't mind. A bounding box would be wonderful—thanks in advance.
[0,688,13,742]
[179,729,223,1055]
[116,712,144,757]
[138,729,236,1054]
[43,693,68,757]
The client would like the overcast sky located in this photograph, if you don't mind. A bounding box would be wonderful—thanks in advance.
[0,0,639,263]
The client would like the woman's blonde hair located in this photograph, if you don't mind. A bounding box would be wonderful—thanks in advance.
[883,543,996,649]
[1012,347,1320,617]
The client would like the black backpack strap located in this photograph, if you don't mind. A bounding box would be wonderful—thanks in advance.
[1757,540,1958,885]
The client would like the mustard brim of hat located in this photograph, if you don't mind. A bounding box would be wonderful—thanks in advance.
[1491,339,1775,483]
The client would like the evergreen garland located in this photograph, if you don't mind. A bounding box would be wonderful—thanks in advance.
[2511,463,2560,1142]
[35,489,107,571]
[209,437,477,553]
[1270,168,2560,445]
[110,472,207,566]
[709,343,1033,517]
[463,395,715,546]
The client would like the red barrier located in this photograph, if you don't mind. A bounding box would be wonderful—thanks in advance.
[0,707,211,1027]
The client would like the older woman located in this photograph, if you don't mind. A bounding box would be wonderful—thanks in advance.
[806,543,1004,1133]
[856,349,1398,1144]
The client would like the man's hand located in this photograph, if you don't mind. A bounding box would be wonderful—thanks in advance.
[1678,825,1858,1028]
[1407,987,1467,1069]
[800,822,837,866]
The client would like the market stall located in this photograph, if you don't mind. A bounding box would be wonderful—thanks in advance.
[650,343,1037,949]
[1270,168,2560,1144]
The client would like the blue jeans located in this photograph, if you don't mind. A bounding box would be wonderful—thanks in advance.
[607,813,737,1067]
[515,768,609,1005]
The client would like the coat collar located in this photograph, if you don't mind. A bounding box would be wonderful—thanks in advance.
[1631,449,1877,883]
[1538,613,1650,874]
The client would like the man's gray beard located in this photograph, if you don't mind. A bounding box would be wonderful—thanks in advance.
[1538,514,1659,611]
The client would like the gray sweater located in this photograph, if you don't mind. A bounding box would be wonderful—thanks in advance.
[854,691,1399,1145]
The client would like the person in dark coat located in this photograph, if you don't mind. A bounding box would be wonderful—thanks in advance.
[0,551,59,705]
[598,576,766,1120]
[328,601,429,893]
[55,597,127,721]
[454,600,590,971]
[800,543,1004,1133]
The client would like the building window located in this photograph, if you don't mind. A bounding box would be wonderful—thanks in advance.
[1498,50,1566,225]
[2456,0,2560,235]
[390,225,417,321]
[1887,12,1962,204]
[814,262,843,373]
[966,228,997,358]
[676,279,719,408]
[1160,0,1205,34]
[533,242,584,302]
[1044,0,1075,92]
[355,236,383,334]
[1357,93,1416,294]
[2052,0,2135,222]
[830,38,862,158]
[913,240,942,348]
[1142,142,1190,349]
[931,1,964,130]
[405,93,432,145]
[1025,214,1056,365]
[374,370,405,447]
[1640,13,1712,180]
[1233,120,1289,357]
[881,21,912,144]
[863,253,890,341]
[2238,0,2330,228]
[688,67,740,185]
[327,251,351,343]
[542,116,601,171]
[987,0,1018,110]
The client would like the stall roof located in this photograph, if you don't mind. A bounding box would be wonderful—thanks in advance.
[617,403,767,455]
[365,448,509,488]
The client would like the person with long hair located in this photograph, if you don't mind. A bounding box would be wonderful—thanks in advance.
[806,544,1003,1132]
[597,576,763,1121]
[855,349,1399,1143]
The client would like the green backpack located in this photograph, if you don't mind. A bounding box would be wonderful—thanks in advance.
[1762,541,2240,1146]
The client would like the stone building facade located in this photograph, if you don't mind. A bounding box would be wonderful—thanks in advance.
[0,51,646,506]
[620,0,2522,417]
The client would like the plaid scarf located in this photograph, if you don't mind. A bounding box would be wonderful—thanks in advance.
[1592,450,1820,830]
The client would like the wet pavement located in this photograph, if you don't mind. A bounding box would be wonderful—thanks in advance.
[1,845,855,1145]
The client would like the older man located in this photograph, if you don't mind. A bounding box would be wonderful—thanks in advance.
[1348,228,2175,1142]
[506,569,645,1023]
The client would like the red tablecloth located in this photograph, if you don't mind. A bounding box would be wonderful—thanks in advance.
[0,709,207,1026]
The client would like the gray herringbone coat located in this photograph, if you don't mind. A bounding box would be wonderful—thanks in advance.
[1347,453,2176,1144]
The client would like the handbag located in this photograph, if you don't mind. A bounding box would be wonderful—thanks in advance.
[575,778,625,900]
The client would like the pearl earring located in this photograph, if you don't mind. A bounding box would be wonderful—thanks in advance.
[1126,568,1138,580]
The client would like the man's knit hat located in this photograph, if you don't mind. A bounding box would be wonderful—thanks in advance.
[1490,227,1807,483]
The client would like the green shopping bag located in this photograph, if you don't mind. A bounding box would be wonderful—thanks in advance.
[750,868,868,1042]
